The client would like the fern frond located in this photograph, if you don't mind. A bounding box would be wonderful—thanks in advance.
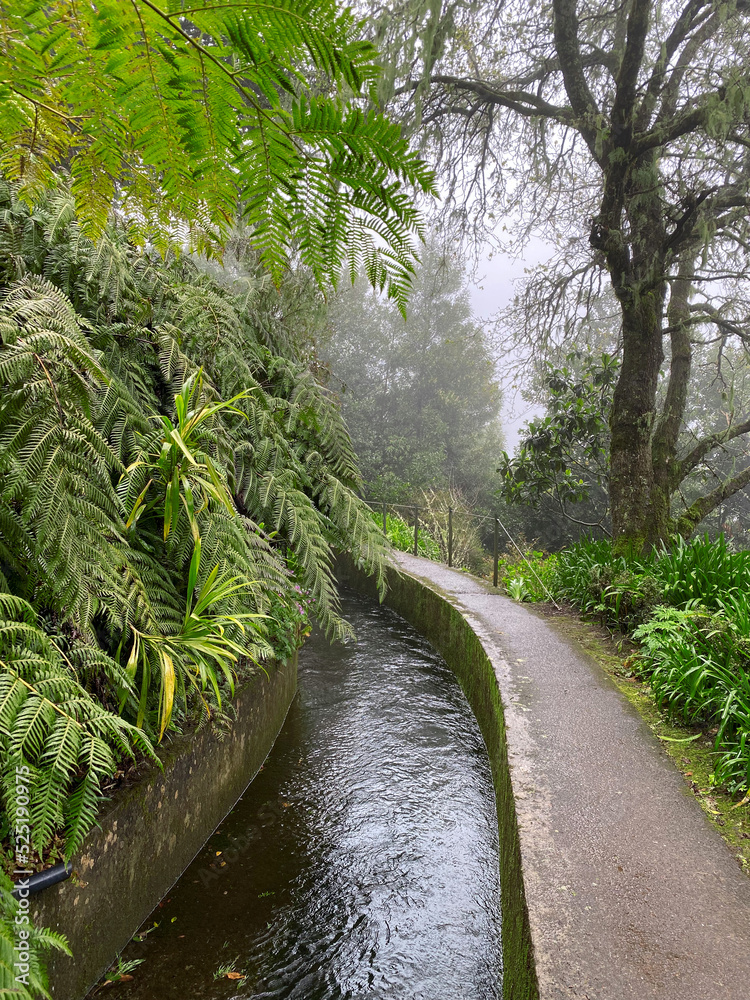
[0,0,433,299]
[0,594,155,856]
[0,870,70,1000]
[0,180,390,848]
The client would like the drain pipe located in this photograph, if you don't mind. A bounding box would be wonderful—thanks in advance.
[11,862,72,899]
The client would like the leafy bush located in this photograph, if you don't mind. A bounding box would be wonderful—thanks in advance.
[555,533,750,626]
[553,537,627,614]
[371,511,441,561]
[0,593,155,858]
[553,537,662,627]
[264,586,315,664]
[633,602,750,790]
[498,350,615,522]
[555,533,750,790]
[498,543,558,602]
[654,534,750,609]
[588,565,665,628]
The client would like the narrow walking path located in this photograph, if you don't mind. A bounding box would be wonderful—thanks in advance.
[393,552,750,1000]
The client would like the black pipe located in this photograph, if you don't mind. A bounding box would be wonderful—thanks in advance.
[11,862,72,899]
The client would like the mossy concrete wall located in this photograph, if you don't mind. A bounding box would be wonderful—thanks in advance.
[32,656,297,1000]
[337,557,538,1000]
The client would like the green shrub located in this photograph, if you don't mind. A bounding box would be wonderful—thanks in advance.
[556,533,750,624]
[498,543,558,602]
[653,533,750,608]
[264,586,314,663]
[633,601,750,790]
[552,537,618,613]
[555,533,750,790]
[588,564,664,628]
[371,511,441,561]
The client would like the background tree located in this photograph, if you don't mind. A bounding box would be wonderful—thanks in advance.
[324,236,504,504]
[499,349,616,539]
[368,0,750,550]
[503,340,750,546]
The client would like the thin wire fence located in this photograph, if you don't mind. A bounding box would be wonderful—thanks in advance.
[364,497,561,609]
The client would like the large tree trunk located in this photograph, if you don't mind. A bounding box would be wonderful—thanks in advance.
[649,268,695,538]
[609,288,666,550]
[602,133,675,553]
[603,149,671,551]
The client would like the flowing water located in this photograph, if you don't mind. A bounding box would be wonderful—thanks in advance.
[114,592,502,999]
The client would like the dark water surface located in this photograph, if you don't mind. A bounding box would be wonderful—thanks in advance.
[115,592,502,999]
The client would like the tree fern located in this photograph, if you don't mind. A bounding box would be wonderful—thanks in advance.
[0,277,128,629]
[0,176,391,811]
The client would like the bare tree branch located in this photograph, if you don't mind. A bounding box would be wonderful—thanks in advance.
[678,415,750,481]
[679,460,750,532]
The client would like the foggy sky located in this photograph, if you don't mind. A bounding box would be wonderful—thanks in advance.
[468,240,549,450]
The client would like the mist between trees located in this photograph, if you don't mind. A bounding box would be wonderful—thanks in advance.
[323,236,504,506]
[363,0,750,553]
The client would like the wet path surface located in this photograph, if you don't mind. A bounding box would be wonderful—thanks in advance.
[114,591,502,1000]
[385,551,750,999]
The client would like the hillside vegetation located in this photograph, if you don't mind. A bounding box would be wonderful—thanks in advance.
[503,534,750,795]
[0,179,393,995]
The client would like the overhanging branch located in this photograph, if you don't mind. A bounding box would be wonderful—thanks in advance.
[678,461,750,533]
[400,75,575,125]
[677,416,750,481]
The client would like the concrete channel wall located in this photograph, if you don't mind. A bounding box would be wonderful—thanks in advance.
[33,655,298,1000]
[344,552,750,1000]
[337,556,539,1000]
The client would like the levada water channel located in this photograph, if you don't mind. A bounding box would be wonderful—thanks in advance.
[112,591,503,999]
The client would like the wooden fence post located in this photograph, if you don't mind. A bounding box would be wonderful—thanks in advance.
[493,517,499,588]
[448,507,453,567]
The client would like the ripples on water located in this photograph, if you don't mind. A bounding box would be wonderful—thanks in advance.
[115,592,502,999]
